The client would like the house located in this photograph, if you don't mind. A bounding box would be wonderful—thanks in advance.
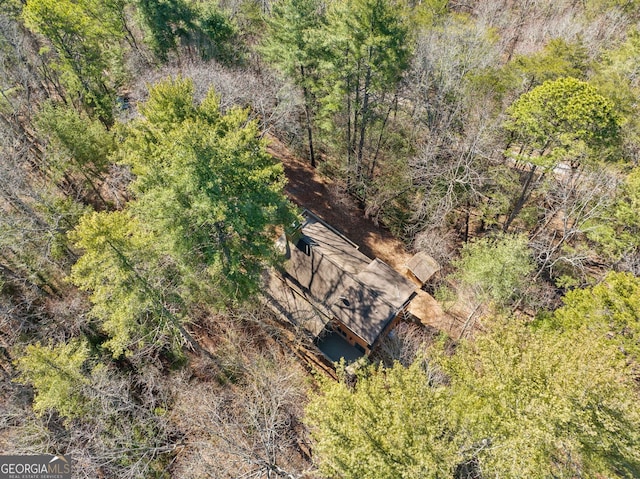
[274,210,417,363]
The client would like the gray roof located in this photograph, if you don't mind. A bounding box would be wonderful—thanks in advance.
[283,212,416,346]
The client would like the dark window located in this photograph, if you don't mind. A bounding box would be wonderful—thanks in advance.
[295,236,312,255]
[354,344,366,354]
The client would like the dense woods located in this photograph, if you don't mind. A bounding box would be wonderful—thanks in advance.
[1,0,639,477]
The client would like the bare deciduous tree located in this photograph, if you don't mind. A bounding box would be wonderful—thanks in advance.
[374,322,439,368]
[128,58,304,143]
[171,351,311,479]
[528,166,621,285]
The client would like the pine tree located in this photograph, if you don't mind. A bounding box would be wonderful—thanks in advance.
[503,77,622,231]
[15,339,91,420]
[307,318,640,478]
[315,0,410,194]
[22,0,128,123]
[70,77,297,357]
[121,77,297,304]
[306,360,458,478]
[261,0,324,166]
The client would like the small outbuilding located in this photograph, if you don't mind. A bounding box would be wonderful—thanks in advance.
[406,251,441,286]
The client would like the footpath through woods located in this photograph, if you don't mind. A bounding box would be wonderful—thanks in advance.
[266,136,463,336]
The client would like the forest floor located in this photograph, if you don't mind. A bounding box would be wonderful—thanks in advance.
[267,136,466,336]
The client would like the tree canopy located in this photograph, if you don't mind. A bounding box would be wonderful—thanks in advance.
[4,2,640,477]
[446,319,640,478]
[15,340,91,420]
[70,77,297,357]
[316,0,411,190]
[22,0,127,123]
[587,167,640,264]
[120,77,297,303]
[542,271,640,368]
[305,360,457,478]
[453,233,534,306]
[505,77,622,168]
[307,316,640,478]
[69,210,172,357]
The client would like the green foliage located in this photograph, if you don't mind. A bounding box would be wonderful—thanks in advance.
[475,166,521,227]
[315,0,410,185]
[319,0,410,109]
[306,361,458,478]
[15,341,175,475]
[453,233,534,306]
[592,29,640,114]
[194,2,237,61]
[22,0,127,123]
[261,0,323,82]
[445,318,640,478]
[135,0,195,61]
[137,75,198,130]
[69,210,172,357]
[261,0,325,166]
[544,271,640,366]
[505,77,622,168]
[134,0,236,62]
[591,28,640,157]
[507,38,588,90]
[587,167,640,262]
[121,77,297,303]
[36,102,114,179]
[404,0,448,27]
[307,319,640,477]
[15,339,91,420]
[70,77,296,356]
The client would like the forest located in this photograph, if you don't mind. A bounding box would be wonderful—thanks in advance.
[0,0,639,477]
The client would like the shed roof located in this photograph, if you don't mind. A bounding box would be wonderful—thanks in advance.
[406,251,441,284]
[283,212,416,346]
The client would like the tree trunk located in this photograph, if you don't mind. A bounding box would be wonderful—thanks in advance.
[300,65,316,168]
[503,164,537,232]
[356,58,373,190]
[345,61,353,193]
[369,93,394,179]
[464,200,471,243]
[350,59,362,193]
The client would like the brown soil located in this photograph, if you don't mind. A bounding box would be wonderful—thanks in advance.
[267,136,463,336]
[267,136,411,271]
